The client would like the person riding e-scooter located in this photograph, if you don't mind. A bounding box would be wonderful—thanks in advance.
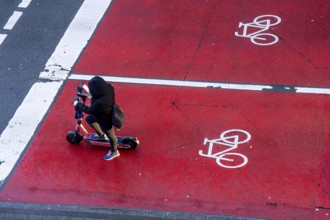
[74,76,119,161]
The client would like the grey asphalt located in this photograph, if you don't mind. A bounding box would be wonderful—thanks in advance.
[0,202,268,220]
[0,0,83,134]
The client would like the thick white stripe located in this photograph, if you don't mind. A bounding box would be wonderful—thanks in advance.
[0,0,112,184]
[69,74,330,95]
[3,11,23,30]
[39,0,113,81]
[0,82,63,182]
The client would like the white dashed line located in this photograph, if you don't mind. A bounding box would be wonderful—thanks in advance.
[3,11,23,30]
[0,34,7,45]
[0,0,31,45]
[18,0,32,8]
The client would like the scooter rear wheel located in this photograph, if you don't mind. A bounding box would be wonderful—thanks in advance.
[121,138,138,149]
[66,131,83,144]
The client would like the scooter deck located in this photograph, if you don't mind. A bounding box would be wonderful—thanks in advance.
[84,134,139,149]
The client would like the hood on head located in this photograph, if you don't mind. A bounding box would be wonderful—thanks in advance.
[88,76,107,98]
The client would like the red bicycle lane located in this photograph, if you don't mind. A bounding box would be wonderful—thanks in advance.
[0,81,329,219]
[74,0,330,87]
[0,0,329,219]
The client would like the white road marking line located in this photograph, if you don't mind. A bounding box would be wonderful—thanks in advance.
[39,0,113,81]
[69,74,330,95]
[3,11,23,30]
[0,0,113,184]
[18,0,32,8]
[0,82,62,178]
[0,34,7,45]
[69,74,272,91]
[0,0,31,46]
[295,87,330,95]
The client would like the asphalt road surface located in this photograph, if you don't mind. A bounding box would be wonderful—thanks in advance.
[0,0,83,134]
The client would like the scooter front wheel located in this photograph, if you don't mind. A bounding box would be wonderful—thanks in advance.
[66,131,83,144]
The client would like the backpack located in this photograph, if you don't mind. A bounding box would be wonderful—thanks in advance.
[112,104,125,129]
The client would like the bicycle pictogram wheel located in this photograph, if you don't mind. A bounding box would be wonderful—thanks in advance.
[216,152,248,168]
[251,33,279,46]
[220,129,251,145]
[253,15,281,27]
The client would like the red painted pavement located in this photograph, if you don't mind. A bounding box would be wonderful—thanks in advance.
[74,0,330,87]
[1,1,330,220]
[0,81,330,219]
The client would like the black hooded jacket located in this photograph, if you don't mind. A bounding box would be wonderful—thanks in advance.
[76,76,115,129]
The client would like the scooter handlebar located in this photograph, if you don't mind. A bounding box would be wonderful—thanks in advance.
[76,83,91,103]
[72,83,90,119]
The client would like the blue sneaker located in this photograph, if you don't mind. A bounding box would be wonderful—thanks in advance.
[103,150,120,161]
[87,134,108,142]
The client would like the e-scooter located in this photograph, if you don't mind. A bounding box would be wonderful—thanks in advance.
[66,83,139,149]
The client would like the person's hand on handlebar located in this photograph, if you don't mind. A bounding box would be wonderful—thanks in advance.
[73,97,80,106]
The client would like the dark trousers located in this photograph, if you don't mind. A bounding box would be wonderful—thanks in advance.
[86,115,117,152]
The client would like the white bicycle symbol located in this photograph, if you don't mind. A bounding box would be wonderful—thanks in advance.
[235,15,281,46]
[199,129,251,169]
